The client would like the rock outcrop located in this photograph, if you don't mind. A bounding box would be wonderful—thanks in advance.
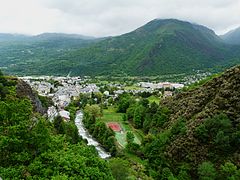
[16,80,46,114]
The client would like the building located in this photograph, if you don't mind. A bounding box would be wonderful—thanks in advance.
[59,110,70,121]
[163,91,173,98]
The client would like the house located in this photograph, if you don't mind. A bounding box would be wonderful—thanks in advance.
[164,91,173,98]
[103,91,110,96]
[162,83,173,90]
[47,106,58,122]
[59,110,70,121]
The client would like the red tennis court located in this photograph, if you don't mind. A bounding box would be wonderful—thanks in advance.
[107,122,122,132]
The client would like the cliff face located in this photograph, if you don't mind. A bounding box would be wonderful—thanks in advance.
[16,80,46,114]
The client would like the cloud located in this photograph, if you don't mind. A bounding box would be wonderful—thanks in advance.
[0,0,239,36]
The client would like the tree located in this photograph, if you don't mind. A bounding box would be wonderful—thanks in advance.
[53,116,65,134]
[126,104,136,120]
[109,158,130,180]
[0,71,9,99]
[220,162,239,180]
[30,118,51,155]
[177,164,191,180]
[126,131,134,144]
[0,99,32,166]
[214,131,230,151]
[177,170,191,180]
[195,114,232,143]
[155,106,170,128]
[133,105,145,128]
[162,167,177,180]
[122,114,128,122]
[117,95,133,113]
[84,104,102,118]
[63,122,80,144]
[148,102,158,114]
[143,114,152,133]
[171,117,187,136]
[139,98,149,108]
[198,162,217,180]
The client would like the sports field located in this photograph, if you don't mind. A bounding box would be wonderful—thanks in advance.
[107,122,122,132]
[100,108,141,148]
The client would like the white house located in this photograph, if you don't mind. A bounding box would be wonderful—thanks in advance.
[59,110,70,121]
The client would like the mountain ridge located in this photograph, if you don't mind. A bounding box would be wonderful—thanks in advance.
[137,65,240,179]
[0,19,240,76]
[220,26,240,45]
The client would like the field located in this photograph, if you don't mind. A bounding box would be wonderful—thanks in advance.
[100,107,123,122]
[148,95,161,104]
[124,86,144,90]
[100,107,142,148]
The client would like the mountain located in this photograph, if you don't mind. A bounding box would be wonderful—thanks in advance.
[220,27,240,45]
[0,33,99,71]
[34,33,96,40]
[141,65,240,178]
[1,19,240,76]
[0,32,95,42]
[0,33,31,42]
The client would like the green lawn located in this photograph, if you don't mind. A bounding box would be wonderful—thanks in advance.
[124,86,144,90]
[115,131,141,147]
[147,95,161,104]
[100,107,123,122]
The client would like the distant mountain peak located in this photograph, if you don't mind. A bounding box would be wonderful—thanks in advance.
[0,33,31,42]
[34,33,96,40]
[0,18,239,76]
[220,26,240,45]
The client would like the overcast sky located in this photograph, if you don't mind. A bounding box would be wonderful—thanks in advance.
[0,0,240,37]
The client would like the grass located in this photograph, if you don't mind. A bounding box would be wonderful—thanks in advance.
[115,132,127,147]
[124,86,144,90]
[147,95,161,104]
[115,131,141,147]
[100,107,123,122]
[124,152,148,166]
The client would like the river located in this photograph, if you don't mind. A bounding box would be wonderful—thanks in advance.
[74,111,111,159]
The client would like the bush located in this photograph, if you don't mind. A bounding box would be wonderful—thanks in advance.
[198,161,217,180]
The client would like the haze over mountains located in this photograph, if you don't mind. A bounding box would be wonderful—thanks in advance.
[220,27,240,45]
[0,19,240,76]
[0,33,96,42]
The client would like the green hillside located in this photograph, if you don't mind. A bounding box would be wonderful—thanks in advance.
[141,65,240,178]
[0,33,98,72]
[1,19,240,76]
[221,27,240,45]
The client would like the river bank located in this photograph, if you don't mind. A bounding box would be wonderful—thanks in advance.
[74,111,111,159]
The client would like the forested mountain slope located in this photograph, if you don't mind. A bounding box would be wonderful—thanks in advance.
[0,33,98,73]
[1,19,240,76]
[221,27,240,45]
[141,65,240,179]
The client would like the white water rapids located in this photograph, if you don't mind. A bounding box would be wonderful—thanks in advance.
[74,111,111,159]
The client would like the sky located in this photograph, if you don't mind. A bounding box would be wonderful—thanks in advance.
[0,0,240,37]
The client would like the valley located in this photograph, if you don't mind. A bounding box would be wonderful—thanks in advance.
[1,16,240,179]
[9,64,239,179]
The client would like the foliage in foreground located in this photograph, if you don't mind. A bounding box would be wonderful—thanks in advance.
[0,72,113,179]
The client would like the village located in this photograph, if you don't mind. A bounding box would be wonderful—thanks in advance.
[19,76,184,122]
